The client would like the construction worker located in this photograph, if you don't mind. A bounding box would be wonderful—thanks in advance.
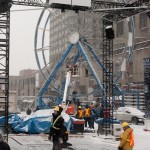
[76,106,84,119]
[49,106,68,150]
[84,105,92,128]
[118,122,134,150]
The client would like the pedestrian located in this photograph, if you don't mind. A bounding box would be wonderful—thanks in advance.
[84,104,92,128]
[0,133,11,150]
[91,108,98,129]
[118,122,134,150]
[48,106,69,150]
[76,106,84,119]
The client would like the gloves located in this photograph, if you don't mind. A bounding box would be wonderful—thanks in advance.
[118,146,123,150]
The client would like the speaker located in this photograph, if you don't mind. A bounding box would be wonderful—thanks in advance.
[105,26,115,40]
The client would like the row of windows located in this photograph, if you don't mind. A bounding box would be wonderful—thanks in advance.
[114,40,150,55]
[50,31,68,42]
[50,13,71,26]
[116,12,149,37]
[50,23,65,32]
[135,40,150,50]
[50,36,68,46]
[10,78,35,86]
[50,44,68,56]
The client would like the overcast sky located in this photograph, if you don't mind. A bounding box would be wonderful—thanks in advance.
[10,5,44,76]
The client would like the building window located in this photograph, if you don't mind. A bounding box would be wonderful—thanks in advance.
[116,21,124,37]
[139,12,148,29]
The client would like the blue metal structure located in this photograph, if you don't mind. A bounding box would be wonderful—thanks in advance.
[35,32,136,109]
[37,43,74,109]
[36,41,106,109]
[34,6,135,109]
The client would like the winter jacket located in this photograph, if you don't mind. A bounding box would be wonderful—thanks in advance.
[119,127,134,150]
[50,115,64,141]
[49,106,68,143]
[0,141,11,150]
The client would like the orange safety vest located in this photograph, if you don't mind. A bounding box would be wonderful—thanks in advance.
[84,108,91,117]
[127,131,134,147]
[78,110,83,118]
[121,131,134,147]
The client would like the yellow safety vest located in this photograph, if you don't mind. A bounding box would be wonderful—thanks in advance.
[51,116,61,130]
[78,110,83,118]
[84,108,91,117]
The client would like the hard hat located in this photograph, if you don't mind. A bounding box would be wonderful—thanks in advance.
[121,122,128,128]
[78,106,82,109]
[54,106,59,112]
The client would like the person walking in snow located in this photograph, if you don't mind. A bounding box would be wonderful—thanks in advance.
[118,122,134,150]
[48,106,69,150]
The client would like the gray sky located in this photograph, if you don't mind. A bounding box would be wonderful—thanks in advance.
[10,5,43,75]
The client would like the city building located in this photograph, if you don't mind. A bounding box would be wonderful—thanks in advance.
[49,10,150,96]
[9,10,150,107]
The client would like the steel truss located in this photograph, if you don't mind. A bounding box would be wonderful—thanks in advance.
[0,0,45,141]
[93,0,150,21]
[144,58,150,118]
[91,0,125,10]
[102,20,114,135]
[0,11,10,141]
[12,0,46,7]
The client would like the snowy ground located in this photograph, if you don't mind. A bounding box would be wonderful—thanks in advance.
[8,124,150,150]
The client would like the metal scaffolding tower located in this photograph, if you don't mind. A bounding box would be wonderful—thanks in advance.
[0,8,11,142]
[102,20,114,135]
[0,0,45,141]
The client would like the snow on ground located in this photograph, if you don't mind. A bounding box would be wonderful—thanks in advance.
[8,122,150,150]
[69,124,150,150]
[131,125,150,150]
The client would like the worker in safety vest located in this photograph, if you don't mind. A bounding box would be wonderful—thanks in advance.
[118,122,134,150]
[76,106,84,119]
[49,106,69,150]
[84,105,92,128]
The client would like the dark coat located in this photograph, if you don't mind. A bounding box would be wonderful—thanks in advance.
[49,106,67,142]
[0,141,11,150]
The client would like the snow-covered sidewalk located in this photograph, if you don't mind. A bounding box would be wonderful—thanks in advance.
[8,125,150,150]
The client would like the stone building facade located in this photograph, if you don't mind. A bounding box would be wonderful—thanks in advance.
[9,11,150,101]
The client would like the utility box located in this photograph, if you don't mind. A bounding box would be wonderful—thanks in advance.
[72,118,85,134]
[144,119,150,131]
[113,124,122,138]
[49,0,91,11]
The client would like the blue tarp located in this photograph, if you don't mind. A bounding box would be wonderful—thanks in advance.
[95,118,120,124]
[0,112,72,134]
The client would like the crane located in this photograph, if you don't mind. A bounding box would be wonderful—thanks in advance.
[0,0,150,140]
